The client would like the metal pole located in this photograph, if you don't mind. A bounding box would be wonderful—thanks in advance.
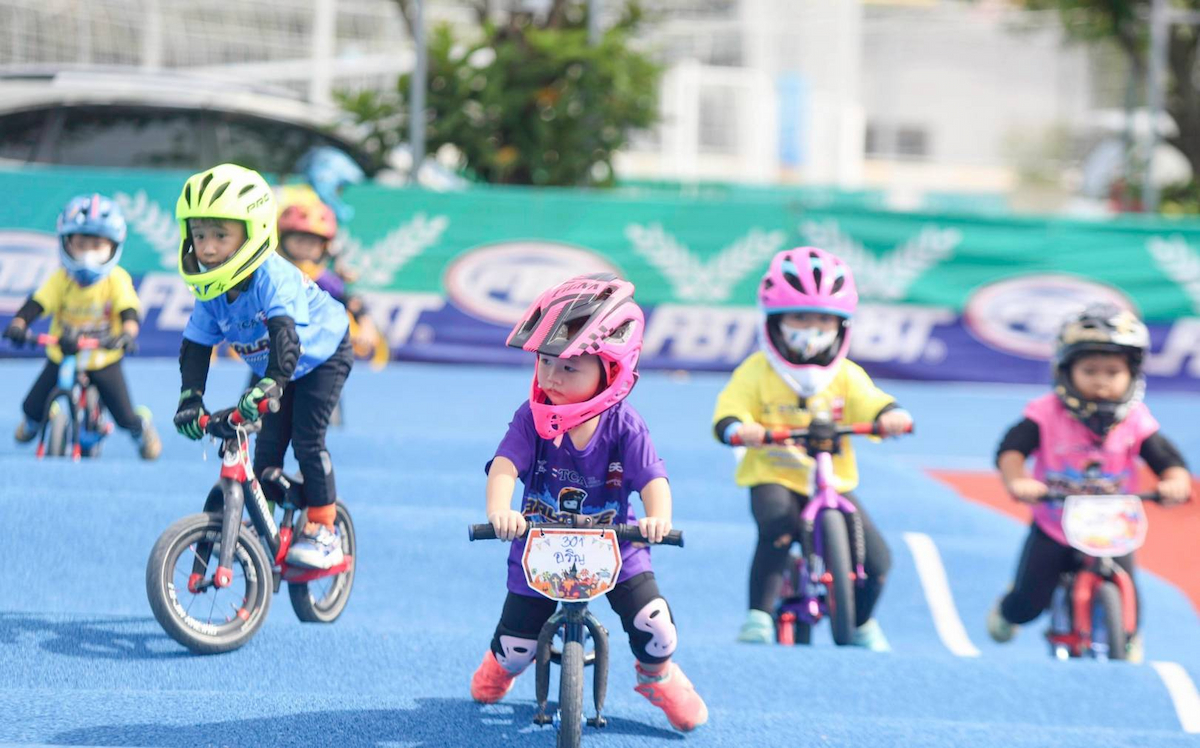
[588,0,601,46]
[410,0,427,184]
[1144,0,1168,212]
[142,0,163,70]
[309,0,336,106]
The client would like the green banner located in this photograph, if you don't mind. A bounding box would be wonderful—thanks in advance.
[4,166,1200,321]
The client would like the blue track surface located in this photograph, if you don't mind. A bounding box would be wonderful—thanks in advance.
[2,359,1199,747]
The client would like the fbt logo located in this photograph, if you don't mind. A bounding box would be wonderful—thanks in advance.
[963,274,1136,360]
[442,241,620,325]
[0,231,58,314]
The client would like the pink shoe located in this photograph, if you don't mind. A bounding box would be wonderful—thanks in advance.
[470,650,518,704]
[634,662,708,732]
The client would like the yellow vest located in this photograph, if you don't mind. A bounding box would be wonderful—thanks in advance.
[32,267,140,371]
[712,352,895,495]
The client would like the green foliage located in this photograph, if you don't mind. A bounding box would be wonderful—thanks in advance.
[336,2,661,187]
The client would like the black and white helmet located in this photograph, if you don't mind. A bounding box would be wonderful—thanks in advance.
[1052,303,1150,435]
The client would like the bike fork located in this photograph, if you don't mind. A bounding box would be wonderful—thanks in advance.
[532,607,610,729]
[214,478,245,589]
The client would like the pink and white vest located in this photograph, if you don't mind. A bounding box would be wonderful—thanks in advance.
[1024,393,1159,546]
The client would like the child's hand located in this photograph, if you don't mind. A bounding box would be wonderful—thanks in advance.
[876,409,913,437]
[637,516,672,544]
[1006,477,1048,504]
[737,422,767,447]
[489,510,528,542]
[1157,475,1193,506]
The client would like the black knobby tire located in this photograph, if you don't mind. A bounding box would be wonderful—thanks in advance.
[146,512,273,654]
[557,638,585,748]
[46,405,69,457]
[288,500,357,622]
[820,510,857,646]
[779,560,813,645]
[82,387,104,458]
[1095,581,1128,660]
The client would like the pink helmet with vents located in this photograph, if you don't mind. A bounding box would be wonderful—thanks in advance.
[508,273,644,439]
[757,247,859,396]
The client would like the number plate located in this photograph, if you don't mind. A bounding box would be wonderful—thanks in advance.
[1062,495,1148,558]
[521,528,622,602]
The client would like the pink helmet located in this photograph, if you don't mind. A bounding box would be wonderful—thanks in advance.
[757,247,858,396]
[508,273,644,439]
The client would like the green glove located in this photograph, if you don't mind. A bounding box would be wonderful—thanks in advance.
[238,377,282,421]
[173,389,207,441]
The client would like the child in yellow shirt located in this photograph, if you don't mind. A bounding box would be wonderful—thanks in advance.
[712,247,911,649]
[4,195,160,460]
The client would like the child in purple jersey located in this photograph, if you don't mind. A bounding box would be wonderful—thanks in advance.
[470,274,708,733]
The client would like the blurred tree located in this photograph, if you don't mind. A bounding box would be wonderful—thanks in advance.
[1023,0,1200,208]
[336,0,661,187]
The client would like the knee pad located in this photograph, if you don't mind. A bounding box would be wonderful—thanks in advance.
[491,632,538,675]
[632,598,677,661]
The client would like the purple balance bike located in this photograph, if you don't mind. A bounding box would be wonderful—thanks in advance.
[731,415,911,646]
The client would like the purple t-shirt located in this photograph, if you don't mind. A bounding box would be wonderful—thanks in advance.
[489,400,668,598]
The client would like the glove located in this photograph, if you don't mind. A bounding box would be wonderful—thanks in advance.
[174,390,208,441]
[238,377,282,421]
[3,321,26,347]
[110,332,137,355]
[58,330,80,356]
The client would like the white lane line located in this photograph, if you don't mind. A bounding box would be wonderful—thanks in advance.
[903,531,981,658]
[1152,661,1200,733]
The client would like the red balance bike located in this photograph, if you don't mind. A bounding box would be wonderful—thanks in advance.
[145,399,356,654]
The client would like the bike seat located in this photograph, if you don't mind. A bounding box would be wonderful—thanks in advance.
[260,467,306,507]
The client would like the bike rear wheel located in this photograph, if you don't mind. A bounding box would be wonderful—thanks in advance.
[288,500,357,622]
[1095,581,1128,661]
[820,510,856,646]
[557,638,584,748]
[146,512,273,654]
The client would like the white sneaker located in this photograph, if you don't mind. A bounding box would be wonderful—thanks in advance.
[286,523,344,569]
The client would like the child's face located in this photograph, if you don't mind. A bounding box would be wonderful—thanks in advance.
[1070,353,1132,401]
[281,232,328,264]
[537,353,603,406]
[189,219,247,268]
[778,312,842,358]
[65,234,115,266]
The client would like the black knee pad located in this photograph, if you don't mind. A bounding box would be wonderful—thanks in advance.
[490,622,538,675]
[622,597,677,664]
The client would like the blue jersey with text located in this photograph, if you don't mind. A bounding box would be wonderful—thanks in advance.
[183,254,349,379]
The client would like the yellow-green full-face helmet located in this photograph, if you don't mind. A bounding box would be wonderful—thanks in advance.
[176,163,278,300]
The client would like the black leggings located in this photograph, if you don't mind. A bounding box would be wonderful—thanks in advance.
[491,572,674,665]
[254,335,352,508]
[749,483,891,627]
[22,359,142,436]
[1000,523,1139,628]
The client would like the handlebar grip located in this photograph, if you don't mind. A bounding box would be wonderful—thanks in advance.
[614,525,685,547]
[469,523,498,541]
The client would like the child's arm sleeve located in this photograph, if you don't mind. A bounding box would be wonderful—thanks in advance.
[182,303,224,347]
[995,418,1039,465]
[486,404,535,479]
[29,272,66,319]
[263,315,300,384]
[179,338,213,396]
[11,298,44,325]
[842,362,897,423]
[1140,433,1189,474]
[112,270,141,320]
[712,360,762,443]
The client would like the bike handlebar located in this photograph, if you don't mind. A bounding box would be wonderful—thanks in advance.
[24,331,103,350]
[469,522,684,547]
[197,398,281,434]
[1040,492,1162,504]
[728,421,914,446]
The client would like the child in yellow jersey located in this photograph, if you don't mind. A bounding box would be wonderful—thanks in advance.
[3,195,160,460]
[712,247,911,650]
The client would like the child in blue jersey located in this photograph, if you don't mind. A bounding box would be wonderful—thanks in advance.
[171,164,353,568]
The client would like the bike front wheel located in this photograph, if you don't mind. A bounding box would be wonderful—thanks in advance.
[557,638,584,748]
[146,512,273,654]
[820,510,856,646]
[288,500,357,622]
[1095,581,1128,661]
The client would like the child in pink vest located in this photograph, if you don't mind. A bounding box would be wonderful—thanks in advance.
[987,304,1191,661]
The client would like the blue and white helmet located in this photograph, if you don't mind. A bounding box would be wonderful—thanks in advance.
[56,194,127,286]
[296,146,365,222]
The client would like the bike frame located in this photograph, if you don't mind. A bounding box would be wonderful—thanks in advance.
[190,411,351,595]
[30,334,109,461]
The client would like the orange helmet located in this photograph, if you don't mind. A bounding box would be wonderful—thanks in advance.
[278,201,337,241]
